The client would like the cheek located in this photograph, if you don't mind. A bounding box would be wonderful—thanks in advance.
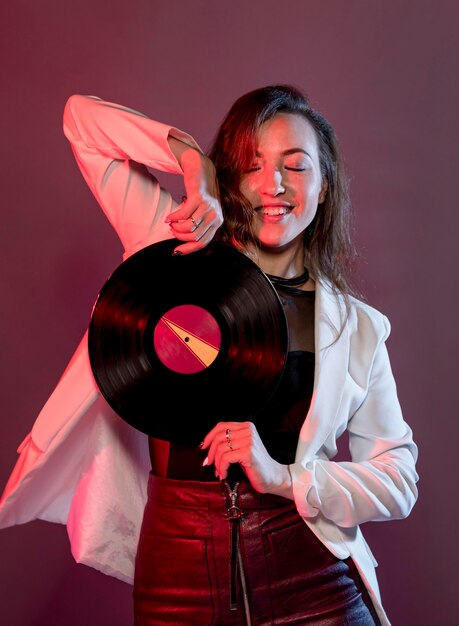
[299,180,322,204]
[238,179,253,202]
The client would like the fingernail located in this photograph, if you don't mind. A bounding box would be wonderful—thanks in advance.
[172,250,183,256]
[199,441,204,448]
[202,456,209,467]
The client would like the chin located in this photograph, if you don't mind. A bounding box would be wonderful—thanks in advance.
[254,228,285,249]
[256,237,287,250]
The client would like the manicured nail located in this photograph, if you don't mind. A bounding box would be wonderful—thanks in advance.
[199,441,205,448]
[172,250,183,256]
[202,456,209,467]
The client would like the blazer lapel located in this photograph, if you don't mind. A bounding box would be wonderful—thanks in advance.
[296,281,350,461]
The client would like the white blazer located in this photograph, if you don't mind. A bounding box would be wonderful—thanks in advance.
[0,95,419,626]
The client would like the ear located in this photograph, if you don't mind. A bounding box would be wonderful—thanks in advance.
[319,177,328,204]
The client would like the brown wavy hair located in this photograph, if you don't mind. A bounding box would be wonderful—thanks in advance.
[208,84,358,299]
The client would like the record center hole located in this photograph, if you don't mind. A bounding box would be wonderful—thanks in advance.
[185,336,190,342]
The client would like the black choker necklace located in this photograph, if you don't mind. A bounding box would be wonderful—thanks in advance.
[265,268,309,289]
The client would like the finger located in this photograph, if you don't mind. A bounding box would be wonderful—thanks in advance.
[213,438,240,475]
[172,239,207,256]
[168,206,223,255]
[206,430,230,467]
[169,202,222,232]
[165,197,196,223]
[201,422,229,450]
[213,429,253,467]
[168,220,207,254]
[202,421,247,450]
[215,448,249,480]
[171,202,216,233]
[168,212,211,246]
[208,426,251,469]
[169,220,197,236]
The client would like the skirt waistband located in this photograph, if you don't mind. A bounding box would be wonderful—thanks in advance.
[147,472,292,510]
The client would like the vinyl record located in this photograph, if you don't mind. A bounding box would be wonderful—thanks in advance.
[88,239,288,447]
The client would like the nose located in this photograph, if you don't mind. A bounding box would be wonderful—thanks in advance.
[260,168,285,195]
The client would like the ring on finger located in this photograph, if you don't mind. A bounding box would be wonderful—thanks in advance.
[225,428,233,450]
[190,216,199,230]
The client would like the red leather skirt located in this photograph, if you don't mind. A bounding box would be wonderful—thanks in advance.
[133,474,380,626]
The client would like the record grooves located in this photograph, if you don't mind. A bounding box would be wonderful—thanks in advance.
[88,239,288,447]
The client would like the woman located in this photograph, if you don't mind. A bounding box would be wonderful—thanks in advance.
[0,85,418,625]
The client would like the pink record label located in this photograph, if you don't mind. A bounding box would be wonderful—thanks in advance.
[153,304,221,374]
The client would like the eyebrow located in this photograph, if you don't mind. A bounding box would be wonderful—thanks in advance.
[255,148,312,158]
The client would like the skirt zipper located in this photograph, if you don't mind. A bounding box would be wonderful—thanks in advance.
[223,481,252,626]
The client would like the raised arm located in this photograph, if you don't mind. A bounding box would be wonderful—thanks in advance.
[63,95,222,256]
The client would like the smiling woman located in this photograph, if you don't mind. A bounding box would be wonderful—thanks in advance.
[238,113,326,257]
[0,84,418,626]
[210,85,354,300]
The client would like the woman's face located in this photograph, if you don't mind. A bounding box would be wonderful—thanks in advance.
[239,112,326,252]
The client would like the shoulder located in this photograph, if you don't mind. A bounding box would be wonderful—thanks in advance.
[317,280,390,343]
[348,294,390,338]
[344,294,392,359]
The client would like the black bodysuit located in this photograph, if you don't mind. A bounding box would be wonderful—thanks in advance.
[158,285,315,480]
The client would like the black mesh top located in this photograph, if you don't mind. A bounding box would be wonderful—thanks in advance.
[149,285,315,480]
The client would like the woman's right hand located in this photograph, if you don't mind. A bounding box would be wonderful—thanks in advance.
[166,142,223,255]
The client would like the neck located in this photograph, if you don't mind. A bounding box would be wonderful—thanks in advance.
[250,244,306,280]
[265,267,310,289]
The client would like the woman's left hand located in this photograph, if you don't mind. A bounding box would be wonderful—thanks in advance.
[201,421,293,499]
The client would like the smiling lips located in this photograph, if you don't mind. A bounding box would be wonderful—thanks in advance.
[257,203,293,217]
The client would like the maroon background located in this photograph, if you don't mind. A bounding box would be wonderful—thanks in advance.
[1,1,457,624]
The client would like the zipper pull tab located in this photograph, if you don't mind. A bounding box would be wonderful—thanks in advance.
[225,482,242,520]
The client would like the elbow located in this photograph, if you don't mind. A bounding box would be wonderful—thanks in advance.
[63,94,83,141]
[373,444,420,521]
[392,472,419,520]
[370,465,419,523]
[337,466,419,527]
[62,94,101,142]
[388,452,420,519]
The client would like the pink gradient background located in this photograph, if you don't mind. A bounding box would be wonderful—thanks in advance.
[1,1,457,624]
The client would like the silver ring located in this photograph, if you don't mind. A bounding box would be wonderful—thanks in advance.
[225,428,232,450]
[190,216,198,230]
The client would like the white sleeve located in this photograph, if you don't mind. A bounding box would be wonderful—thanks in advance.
[290,316,419,528]
[63,94,202,255]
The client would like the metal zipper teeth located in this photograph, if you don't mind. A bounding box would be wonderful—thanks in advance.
[237,538,252,626]
[223,481,252,625]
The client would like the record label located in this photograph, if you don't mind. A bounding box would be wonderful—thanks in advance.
[153,304,221,374]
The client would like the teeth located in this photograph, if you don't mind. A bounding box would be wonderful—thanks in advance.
[262,207,288,216]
